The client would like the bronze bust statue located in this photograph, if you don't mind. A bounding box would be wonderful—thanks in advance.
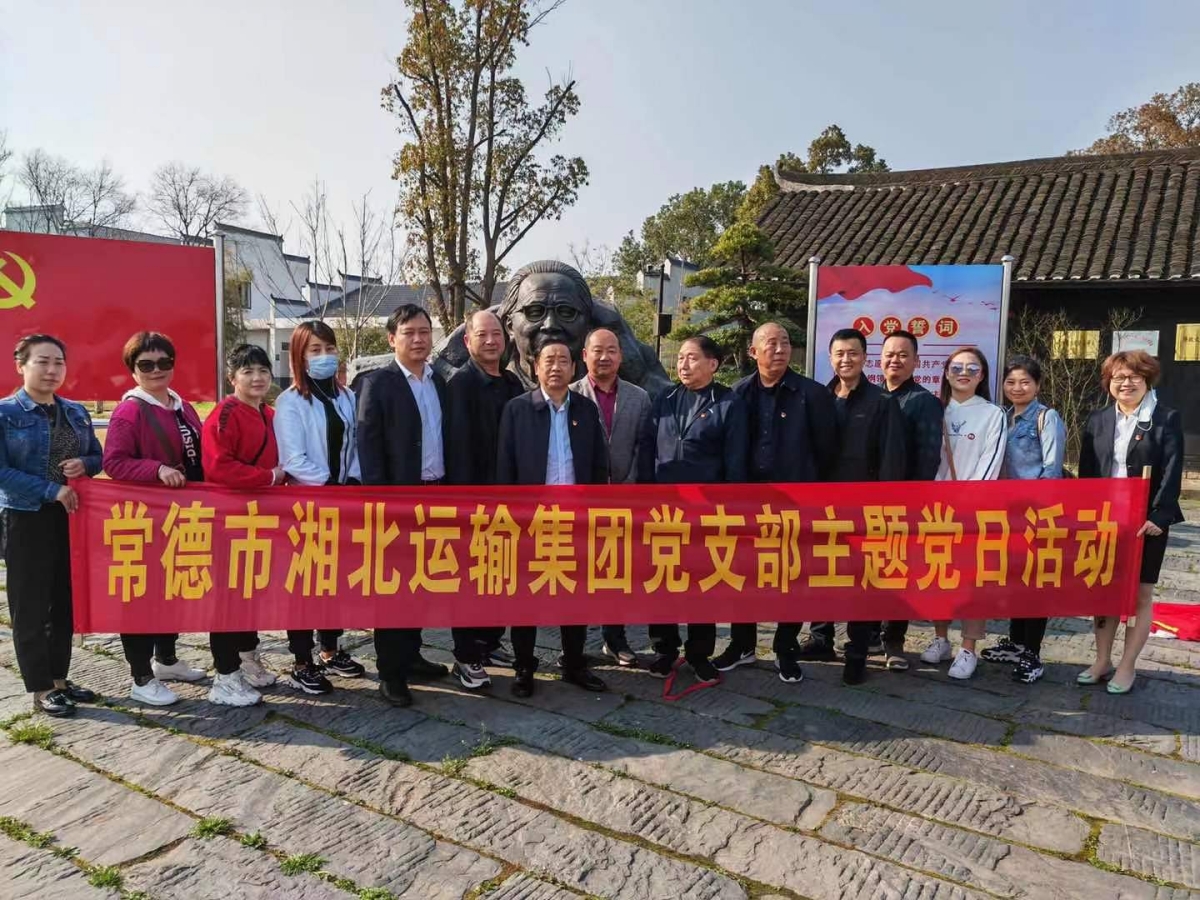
[348,260,671,396]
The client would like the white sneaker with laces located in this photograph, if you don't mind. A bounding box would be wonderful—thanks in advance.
[239,650,277,688]
[152,658,207,682]
[209,671,262,706]
[948,648,978,680]
[130,678,179,706]
[919,637,953,665]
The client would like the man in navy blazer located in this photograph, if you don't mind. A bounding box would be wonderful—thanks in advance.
[497,338,610,698]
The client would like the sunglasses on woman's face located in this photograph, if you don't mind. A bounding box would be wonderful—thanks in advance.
[135,357,176,373]
[949,363,982,376]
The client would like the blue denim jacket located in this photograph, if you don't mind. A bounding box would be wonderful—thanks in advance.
[1002,398,1064,480]
[0,388,103,511]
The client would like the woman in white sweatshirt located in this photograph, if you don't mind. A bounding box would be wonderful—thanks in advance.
[919,347,1007,680]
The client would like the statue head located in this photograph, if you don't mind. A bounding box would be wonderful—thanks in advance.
[498,260,594,383]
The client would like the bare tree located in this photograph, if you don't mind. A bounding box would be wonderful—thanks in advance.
[148,162,248,243]
[16,149,136,235]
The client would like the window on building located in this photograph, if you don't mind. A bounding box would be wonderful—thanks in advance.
[1051,330,1100,359]
[238,281,252,309]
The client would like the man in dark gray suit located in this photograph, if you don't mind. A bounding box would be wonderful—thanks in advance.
[570,327,651,667]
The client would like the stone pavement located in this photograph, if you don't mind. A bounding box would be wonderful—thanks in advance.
[0,518,1198,899]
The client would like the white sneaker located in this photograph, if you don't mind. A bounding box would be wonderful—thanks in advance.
[130,678,179,707]
[208,671,262,707]
[239,650,277,688]
[919,637,953,665]
[948,648,978,680]
[152,658,207,682]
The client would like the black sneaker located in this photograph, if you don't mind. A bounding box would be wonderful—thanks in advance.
[843,655,867,686]
[776,656,805,684]
[480,643,515,668]
[601,640,638,667]
[320,650,365,678]
[647,653,678,679]
[34,689,76,718]
[410,654,449,680]
[712,646,756,672]
[380,681,412,707]
[687,656,721,686]
[796,636,837,661]
[1012,650,1045,684]
[453,661,491,691]
[981,638,1025,664]
[289,663,333,695]
[562,667,607,692]
[62,681,98,704]
[511,669,535,698]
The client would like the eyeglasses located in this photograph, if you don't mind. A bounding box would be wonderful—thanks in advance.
[1110,374,1145,385]
[522,302,581,323]
[948,363,982,376]
[135,357,175,373]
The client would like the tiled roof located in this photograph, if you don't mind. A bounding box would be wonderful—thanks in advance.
[319,281,509,318]
[759,148,1200,281]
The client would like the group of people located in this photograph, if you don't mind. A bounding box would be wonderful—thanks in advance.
[0,302,1183,718]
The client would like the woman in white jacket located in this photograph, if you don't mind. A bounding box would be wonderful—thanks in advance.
[919,347,1007,680]
[274,321,366,695]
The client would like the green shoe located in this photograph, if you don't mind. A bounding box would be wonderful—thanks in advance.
[1076,666,1115,686]
[1106,674,1136,695]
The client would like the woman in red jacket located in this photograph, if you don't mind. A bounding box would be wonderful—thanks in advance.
[201,344,288,705]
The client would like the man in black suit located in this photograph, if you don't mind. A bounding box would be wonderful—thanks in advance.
[638,335,748,686]
[444,309,524,690]
[355,303,451,707]
[497,338,610,698]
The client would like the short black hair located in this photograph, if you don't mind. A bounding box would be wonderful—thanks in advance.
[226,343,272,376]
[535,336,572,360]
[883,329,919,354]
[829,328,867,352]
[1004,354,1043,384]
[15,333,66,364]
[681,334,721,362]
[387,304,433,334]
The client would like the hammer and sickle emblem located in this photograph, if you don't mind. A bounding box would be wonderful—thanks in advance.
[0,252,37,310]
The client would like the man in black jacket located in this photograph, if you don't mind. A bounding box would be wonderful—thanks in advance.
[639,336,748,685]
[497,338,610,698]
[878,329,944,668]
[355,304,451,707]
[713,322,838,684]
[444,310,524,690]
[800,328,906,685]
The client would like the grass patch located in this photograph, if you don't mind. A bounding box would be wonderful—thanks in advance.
[280,852,325,875]
[0,816,54,848]
[8,721,54,750]
[0,711,32,729]
[239,831,267,850]
[191,816,233,839]
[358,888,398,900]
[87,865,123,889]
[998,722,1018,747]
[441,754,469,777]
[592,721,691,749]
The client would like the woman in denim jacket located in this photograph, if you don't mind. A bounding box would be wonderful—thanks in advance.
[980,355,1064,684]
[0,335,101,717]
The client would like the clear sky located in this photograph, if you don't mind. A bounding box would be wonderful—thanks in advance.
[3,0,1198,273]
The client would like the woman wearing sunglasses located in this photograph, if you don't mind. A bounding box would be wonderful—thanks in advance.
[1,334,102,717]
[919,347,1006,680]
[104,331,208,705]
[1077,350,1183,695]
[979,356,1064,684]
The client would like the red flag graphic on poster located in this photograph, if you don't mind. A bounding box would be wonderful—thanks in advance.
[0,230,217,400]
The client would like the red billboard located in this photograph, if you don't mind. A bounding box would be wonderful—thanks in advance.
[0,230,217,400]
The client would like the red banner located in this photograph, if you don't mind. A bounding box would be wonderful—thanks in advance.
[0,230,217,400]
[69,477,1149,634]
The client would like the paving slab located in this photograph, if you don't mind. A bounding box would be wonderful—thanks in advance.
[0,832,119,900]
[484,872,584,900]
[1097,824,1200,890]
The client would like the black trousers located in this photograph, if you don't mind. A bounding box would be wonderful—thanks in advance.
[451,626,506,664]
[648,623,716,660]
[601,625,628,647]
[510,625,586,673]
[375,627,423,686]
[810,620,907,646]
[6,505,73,693]
[841,621,880,660]
[730,622,805,657]
[1009,618,1048,656]
[210,631,258,675]
[120,633,180,681]
[287,629,343,664]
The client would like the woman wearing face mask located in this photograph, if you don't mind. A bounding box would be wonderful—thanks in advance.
[1077,350,1183,695]
[274,321,366,695]
[104,332,208,706]
[919,347,1006,680]
[1,334,102,717]
[979,356,1064,684]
